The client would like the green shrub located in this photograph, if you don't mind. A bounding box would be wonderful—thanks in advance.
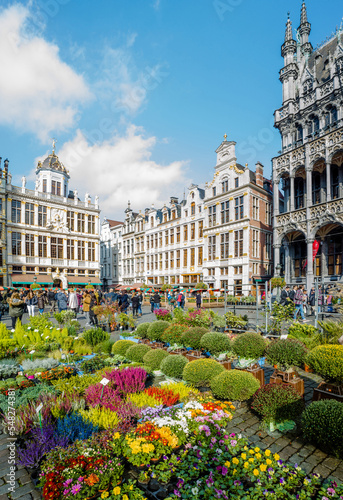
[142,348,169,371]
[160,354,188,379]
[82,327,109,347]
[265,339,307,369]
[211,370,260,401]
[146,321,170,341]
[161,324,189,345]
[301,400,343,458]
[288,323,319,338]
[232,332,267,360]
[126,344,152,363]
[305,345,343,383]
[95,340,114,354]
[181,327,209,349]
[251,383,305,424]
[182,359,224,387]
[111,340,135,357]
[135,323,151,339]
[200,332,231,356]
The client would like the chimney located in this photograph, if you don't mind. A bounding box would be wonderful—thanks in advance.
[255,162,264,188]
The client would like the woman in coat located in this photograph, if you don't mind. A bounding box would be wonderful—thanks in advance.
[83,291,91,326]
[25,290,38,317]
[37,290,47,315]
[8,293,25,328]
[68,289,79,315]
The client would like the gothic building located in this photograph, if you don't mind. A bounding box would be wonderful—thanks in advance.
[273,2,343,289]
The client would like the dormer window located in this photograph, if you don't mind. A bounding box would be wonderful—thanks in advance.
[222,179,228,193]
[150,216,154,227]
[43,179,47,193]
[212,187,216,197]
[191,202,195,215]
[163,213,167,222]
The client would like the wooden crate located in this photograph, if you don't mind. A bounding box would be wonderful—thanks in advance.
[269,374,304,396]
[219,360,232,370]
[243,366,265,386]
[312,382,343,402]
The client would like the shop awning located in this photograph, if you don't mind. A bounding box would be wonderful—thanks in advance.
[11,274,53,285]
[68,276,102,285]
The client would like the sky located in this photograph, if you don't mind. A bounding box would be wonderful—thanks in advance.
[0,0,342,218]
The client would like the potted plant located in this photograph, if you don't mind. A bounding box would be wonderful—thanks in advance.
[306,345,343,401]
[224,312,247,331]
[212,314,226,332]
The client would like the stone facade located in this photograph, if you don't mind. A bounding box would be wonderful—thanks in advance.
[100,219,124,287]
[5,147,101,288]
[273,2,343,289]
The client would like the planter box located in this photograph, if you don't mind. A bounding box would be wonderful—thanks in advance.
[185,350,204,361]
[312,382,343,402]
[269,369,304,396]
[218,360,232,370]
[243,366,265,386]
[169,348,187,356]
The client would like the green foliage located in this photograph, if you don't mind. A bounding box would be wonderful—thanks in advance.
[181,327,209,349]
[265,339,307,369]
[317,320,343,345]
[146,321,170,341]
[224,312,248,329]
[0,324,10,340]
[182,359,224,387]
[142,348,169,371]
[288,323,319,338]
[28,314,53,331]
[270,277,286,289]
[232,332,266,360]
[160,354,188,379]
[94,340,114,354]
[52,373,102,395]
[266,302,295,336]
[161,324,189,345]
[172,307,185,323]
[135,323,151,339]
[301,400,343,458]
[195,282,208,290]
[111,340,135,356]
[126,343,152,363]
[82,327,109,347]
[80,356,107,373]
[200,332,231,356]
[305,345,343,383]
[251,383,305,424]
[211,369,260,401]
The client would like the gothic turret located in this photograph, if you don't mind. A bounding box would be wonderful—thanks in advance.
[280,14,298,104]
[298,1,312,59]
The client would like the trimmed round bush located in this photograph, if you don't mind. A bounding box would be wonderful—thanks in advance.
[160,354,189,379]
[146,321,170,341]
[200,332,231,356]
[251,383,305,423]
[161,324,190,345]
[265,339,308,369]
[305,345,343,384]
[181,327,209,349]
[182,359,224,387]
[142,348,169,371]
[111,340,135,357]
[211,370,260,401]
[302,400,343,458]
[232,332,267,360]
[136,322,151,339]
[126,343,152,363]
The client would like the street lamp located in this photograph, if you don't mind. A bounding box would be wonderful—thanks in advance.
[33,275,37,283]
[275,264,282,277]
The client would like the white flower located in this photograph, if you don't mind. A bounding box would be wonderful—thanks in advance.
[34,329,39,332]
[216,449,223,455]
[11,329,15,333]
[191,488,199,495]
[27,327,31,330]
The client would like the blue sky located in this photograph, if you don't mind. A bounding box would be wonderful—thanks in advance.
[0,0,342,216]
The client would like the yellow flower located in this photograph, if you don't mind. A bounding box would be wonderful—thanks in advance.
[244,462,250,469]
[274,453,280,461]
[253,469,259,476]
[256,453,262,460]
[266,459,272,466]
[114,432,120,440]
[260,464,267,472]
[244,446,248,450]
[101,493,109,499]
[254,447,260,452]
[123,496,129,500]
[112,486,121,495]
[241,453,247,460]
[265,450,271,457]
[129,485,133,490]
[224,461,231,468]
[249,458,255,463]
[232,457,239,465]
[248,450,255,455]
[233,469,237,475]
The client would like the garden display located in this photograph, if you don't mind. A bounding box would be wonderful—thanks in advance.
[0,312,342,499]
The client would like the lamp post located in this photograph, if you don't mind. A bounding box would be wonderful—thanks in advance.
[275,264,282,277]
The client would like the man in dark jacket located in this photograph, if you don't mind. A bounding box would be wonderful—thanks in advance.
[153,292,161,311]
[131,294,140,317]
[196,292,202,309]
[280,286,290,306]
[288,285,297,303]
[55,291,68,312]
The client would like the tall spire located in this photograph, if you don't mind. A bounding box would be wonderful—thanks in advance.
[285,14,293,42]
[300,1,307,25]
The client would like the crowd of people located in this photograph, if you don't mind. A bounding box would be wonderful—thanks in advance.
[279,283,337,322]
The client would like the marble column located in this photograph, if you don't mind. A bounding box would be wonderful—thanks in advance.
[326,163,331,202]
[306,167,312,209]
[290,175,295,212]
[274,243,281,275]
[283,241,291,283]
[306,238,314,291]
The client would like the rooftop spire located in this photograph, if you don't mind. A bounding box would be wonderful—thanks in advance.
[300,2,307,24]
[285,14,293,42]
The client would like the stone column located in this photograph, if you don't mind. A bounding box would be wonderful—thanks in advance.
[290,175,295,212]
[321,239,328,280]
[283,241,291,283]
[274,243,281,275]
[306,238,314,291]
[306,167,312,212]
[326,163,331,202]
[273,179,280,217]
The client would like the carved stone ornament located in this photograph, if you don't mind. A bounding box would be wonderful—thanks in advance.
[46,208,69,232]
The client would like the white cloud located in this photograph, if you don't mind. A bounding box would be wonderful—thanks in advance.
[0,3,91,140]
[153,0,161,11]
[57,126,188,217]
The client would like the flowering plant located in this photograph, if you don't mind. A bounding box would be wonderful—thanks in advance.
[105,480,147,500]
[38,366,76,382]
[154,308,172,321]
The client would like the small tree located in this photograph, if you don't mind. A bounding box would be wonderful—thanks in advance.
[161,284,169,292]
[262,301,295,336]
[195,282,208,290]
[270,277,286,290]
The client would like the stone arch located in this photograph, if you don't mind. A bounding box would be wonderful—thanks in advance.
[312,158,326,172]
[331,150,343,167]
[309,218,342,241]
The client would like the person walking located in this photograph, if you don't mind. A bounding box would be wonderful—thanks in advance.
[180,291,185,310]
[289,285,297,303]
[280,286,290,306]
[294,285,308,322]
[137,292,143,316]
[196,291,202,309]
[176,291,183,308]
[308,287,315,316]
[153,291,161,312]
[83,291,91,325]
[55,290,68,313]
[131,293,140,317]
[37,290,47,315]
[8,292,25,328]
[68,288,78,315]
[149,294,154,313]
[48,289,56,314]
[25,290,38,317]
[89,292,99,325]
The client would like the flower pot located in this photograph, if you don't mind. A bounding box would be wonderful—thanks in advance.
[304,363,313,373]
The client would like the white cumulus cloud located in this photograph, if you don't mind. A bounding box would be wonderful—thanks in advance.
[0,3,91,140]
[56,126,188,217]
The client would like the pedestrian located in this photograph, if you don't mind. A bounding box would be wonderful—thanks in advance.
[149,294,154,313]
[308,287,315,315]
[25,290,38,317]
[196,291,202,309]
[89,292,99,325]
[180,292,185,310]
[289,285,297,303]
[137,292,143,316]
[37,290,47,315]
[303,289,308,316]
[131,293,139,317]
[318,286,323,313]
[176,291,183,308]
[68,288,78,315]
[8,292,25,328]
[48,288,56,314]
[294,285,308,322]
[153,291,161,311]
[119,291,129,313]
[280,285,290,306]
[83,291,91,325]
[55,290,68,313]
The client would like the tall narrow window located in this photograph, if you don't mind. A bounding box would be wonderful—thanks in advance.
[67,211,75,231]
[222,179,228,193]
[25,203,35,225]
[220,233,229,259]
[51,237,63,259]
[25,234,35,256]
[190,223,195,240]
[331,166,339,199]
[235,196,244,220]
[77,213,85,232]
[212,187,216,197]
[170,251,174,269]
[11,200,21,223]
[198,220,203,238]
[78,241,85,260]
[183,249,188,267]
[51,181,56,195]
[88,242,95,261]
[208,235,216,260]
[221,201,230,224]
[252,230,259,258]
[88,215,95,234]
[67,239,75,260]
[176,250,180,268]
[38,236,47,257]
[176,227,180,243]
[294,178,304,209]
[234,230,243,257]
[56,182,61,196]
[252,197,259,220]
[198,246,203,265]
[38,206,47,227]
[170,229,174,244]
[209,205,216,227]
[191,202,195,215]
[42,179,47,193]
[312,172,321,205]
[184,225,188,241]
[165,230,169,245]
[12,232,21,255]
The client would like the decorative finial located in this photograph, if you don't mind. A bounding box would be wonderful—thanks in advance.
[128,200,131,209]
[287,11,290,19]
[52,138,57,155]
[245,163,248,167]
[224,133,227,141]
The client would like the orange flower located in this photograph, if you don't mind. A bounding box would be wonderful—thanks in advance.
[84,474,99,486]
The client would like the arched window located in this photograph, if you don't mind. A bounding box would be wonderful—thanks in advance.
[331,165,339,199]
[312,172,321,204]
[294,177,304,209]
[303,79,313,96]
[313,116,320,133]
[331,107,338,124]
[296,125,303,142]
